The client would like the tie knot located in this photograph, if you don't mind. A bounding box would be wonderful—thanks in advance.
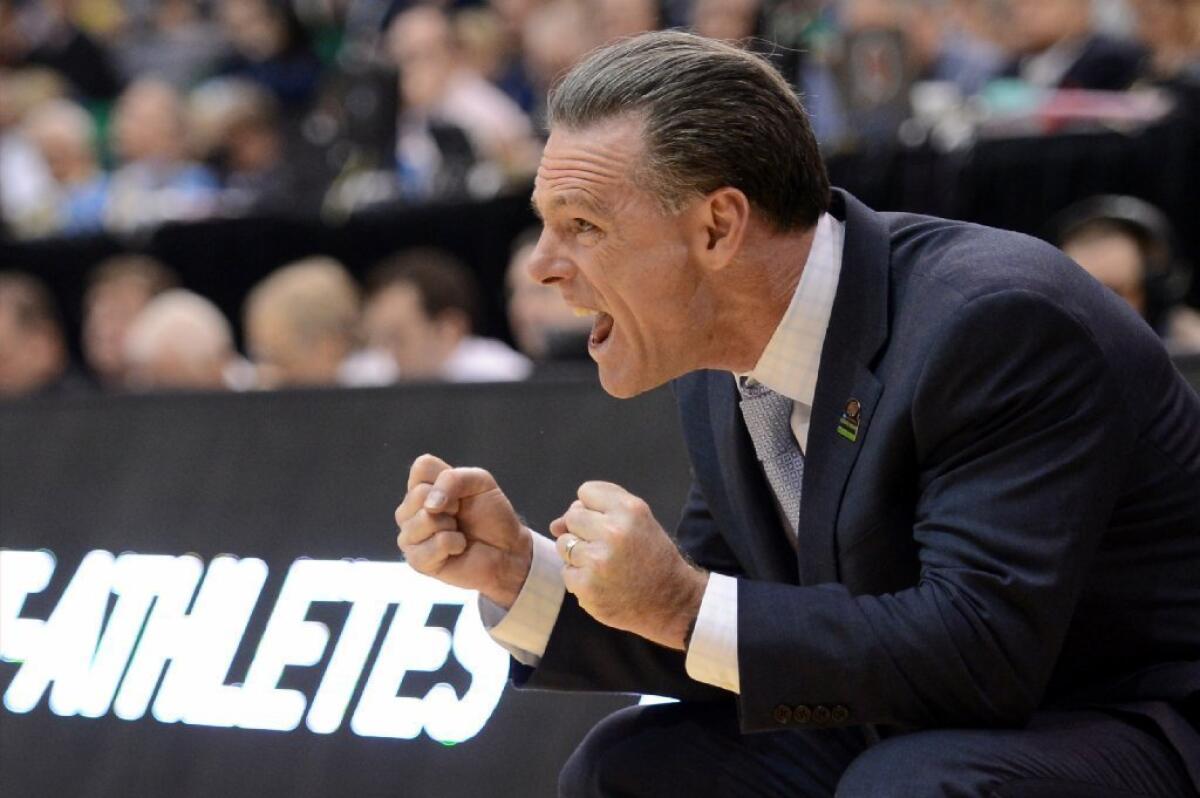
[738,376,770,400]
[738,379,795,462]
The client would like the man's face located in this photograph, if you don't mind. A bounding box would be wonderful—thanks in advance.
[1063,232,1148,316]
[0,306,62,397]
[113,83,181,164]
[246,306,341,388]
[83,277,154,383]
[363,283,460,380]
[527,118,708,398]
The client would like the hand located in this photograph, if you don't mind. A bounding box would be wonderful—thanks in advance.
[395,454,533,609]
[549,481,707,650]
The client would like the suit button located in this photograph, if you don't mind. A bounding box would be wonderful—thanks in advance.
[831,705,850,724]
[793,704,812,724]
[772,704,793,725]
[813,705,832,725]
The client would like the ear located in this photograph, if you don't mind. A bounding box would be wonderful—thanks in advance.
[690,187,751,273]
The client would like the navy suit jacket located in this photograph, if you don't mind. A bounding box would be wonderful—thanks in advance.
[517,190,1200,780]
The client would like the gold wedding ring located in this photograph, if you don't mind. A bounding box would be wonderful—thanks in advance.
[564,536,579,566]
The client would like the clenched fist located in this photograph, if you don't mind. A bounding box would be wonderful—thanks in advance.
[395,453,533,608]
[550,481,707,650]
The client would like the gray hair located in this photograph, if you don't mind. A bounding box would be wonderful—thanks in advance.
[547,30,830,230]
[125,289,233,368]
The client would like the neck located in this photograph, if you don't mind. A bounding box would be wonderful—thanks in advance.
[703,218,818,374]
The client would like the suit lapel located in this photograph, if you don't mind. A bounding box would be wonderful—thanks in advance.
[797,191,892,585]
[709,373,800,584]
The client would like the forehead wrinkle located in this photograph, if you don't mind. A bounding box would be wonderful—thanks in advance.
[533,173,619,219]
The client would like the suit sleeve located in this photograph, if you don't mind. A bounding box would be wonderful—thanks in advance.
[512,478,744,700]
[736,290,1136,731]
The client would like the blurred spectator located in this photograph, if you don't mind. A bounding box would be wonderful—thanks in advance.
[243,256,393,388]
[189,78,299,216]
[0,0,123,100]
[387,3,538,201]
[0,67,66,237]
[521,0,596,127]
[123,288,247,392]
[456,6,511,82]
[105,78,219,232]
[1056,195,1200,355]
[364,248,532,382]
[691,0,761,43]
[474,0,539,112]
[22,98,108,234]
[1130,0,1200,83]
[216,0,323,112]
[0,271,88,398]
[505,228,592,360]
[841,0,1004,96]
[82,254,178,390]
[592,0,662,43]
[115,0,231,88]
[1005,0,1146,90]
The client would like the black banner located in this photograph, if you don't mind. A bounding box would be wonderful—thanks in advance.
[0,379,691,798]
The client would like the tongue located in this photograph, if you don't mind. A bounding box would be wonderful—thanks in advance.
[591,312,614,346]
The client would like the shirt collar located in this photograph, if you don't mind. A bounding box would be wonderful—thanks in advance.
[739,212,845,407]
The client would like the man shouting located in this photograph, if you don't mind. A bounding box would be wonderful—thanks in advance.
[395,31,1200,798]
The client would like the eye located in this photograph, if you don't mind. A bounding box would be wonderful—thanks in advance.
[572,218,598,235]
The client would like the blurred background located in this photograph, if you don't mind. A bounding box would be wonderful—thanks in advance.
[1,0,1198,398]
[2,4,1199,795]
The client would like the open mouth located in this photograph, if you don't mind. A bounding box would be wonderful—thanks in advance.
[590,312,614,349]
[572,306,614,350]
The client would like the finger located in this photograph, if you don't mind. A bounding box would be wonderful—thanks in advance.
[555,533,592,568]
[562,563,588,597]
[563,501,608,542]
[426,467,499,512]
[397,508,457,549]
[549,516,568,538]
[395,483,434,526]
[403,530,468,575]
[577,481,628,512]
[408,453,452,491]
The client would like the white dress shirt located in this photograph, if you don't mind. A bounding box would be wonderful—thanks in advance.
[482,213,847,692]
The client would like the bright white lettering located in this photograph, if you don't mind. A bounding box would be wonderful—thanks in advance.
[305,561,404,735]
[350,569,508,743]
[0,549,57,679]
[5,550,113,715]
[111,555,204,721]
[1,550,514,742]
[238,559,339,731]
[154,555,268,727]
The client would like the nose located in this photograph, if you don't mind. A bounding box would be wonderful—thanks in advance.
[525,229,572,286]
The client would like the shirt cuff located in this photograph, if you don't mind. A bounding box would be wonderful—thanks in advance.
[684,572,740,693]
[478,531,564,665]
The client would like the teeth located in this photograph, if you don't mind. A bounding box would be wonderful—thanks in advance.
[572,307,598,318]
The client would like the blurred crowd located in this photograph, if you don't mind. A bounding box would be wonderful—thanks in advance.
[2,0,1199,399]
[2,0,1199,239]
[0,234,600,396]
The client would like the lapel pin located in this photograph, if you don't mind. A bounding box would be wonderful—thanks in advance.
[837,398,862,443]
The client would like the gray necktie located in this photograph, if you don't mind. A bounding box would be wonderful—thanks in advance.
[738,377,804,538]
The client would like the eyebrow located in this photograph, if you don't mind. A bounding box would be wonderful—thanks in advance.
[530,192,611,222]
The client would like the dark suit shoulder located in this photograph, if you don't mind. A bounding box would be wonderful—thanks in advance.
[883,213,1081,303]
[880,212,1197,457]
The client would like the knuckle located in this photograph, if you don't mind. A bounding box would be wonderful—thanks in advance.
[404,549,430,573]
